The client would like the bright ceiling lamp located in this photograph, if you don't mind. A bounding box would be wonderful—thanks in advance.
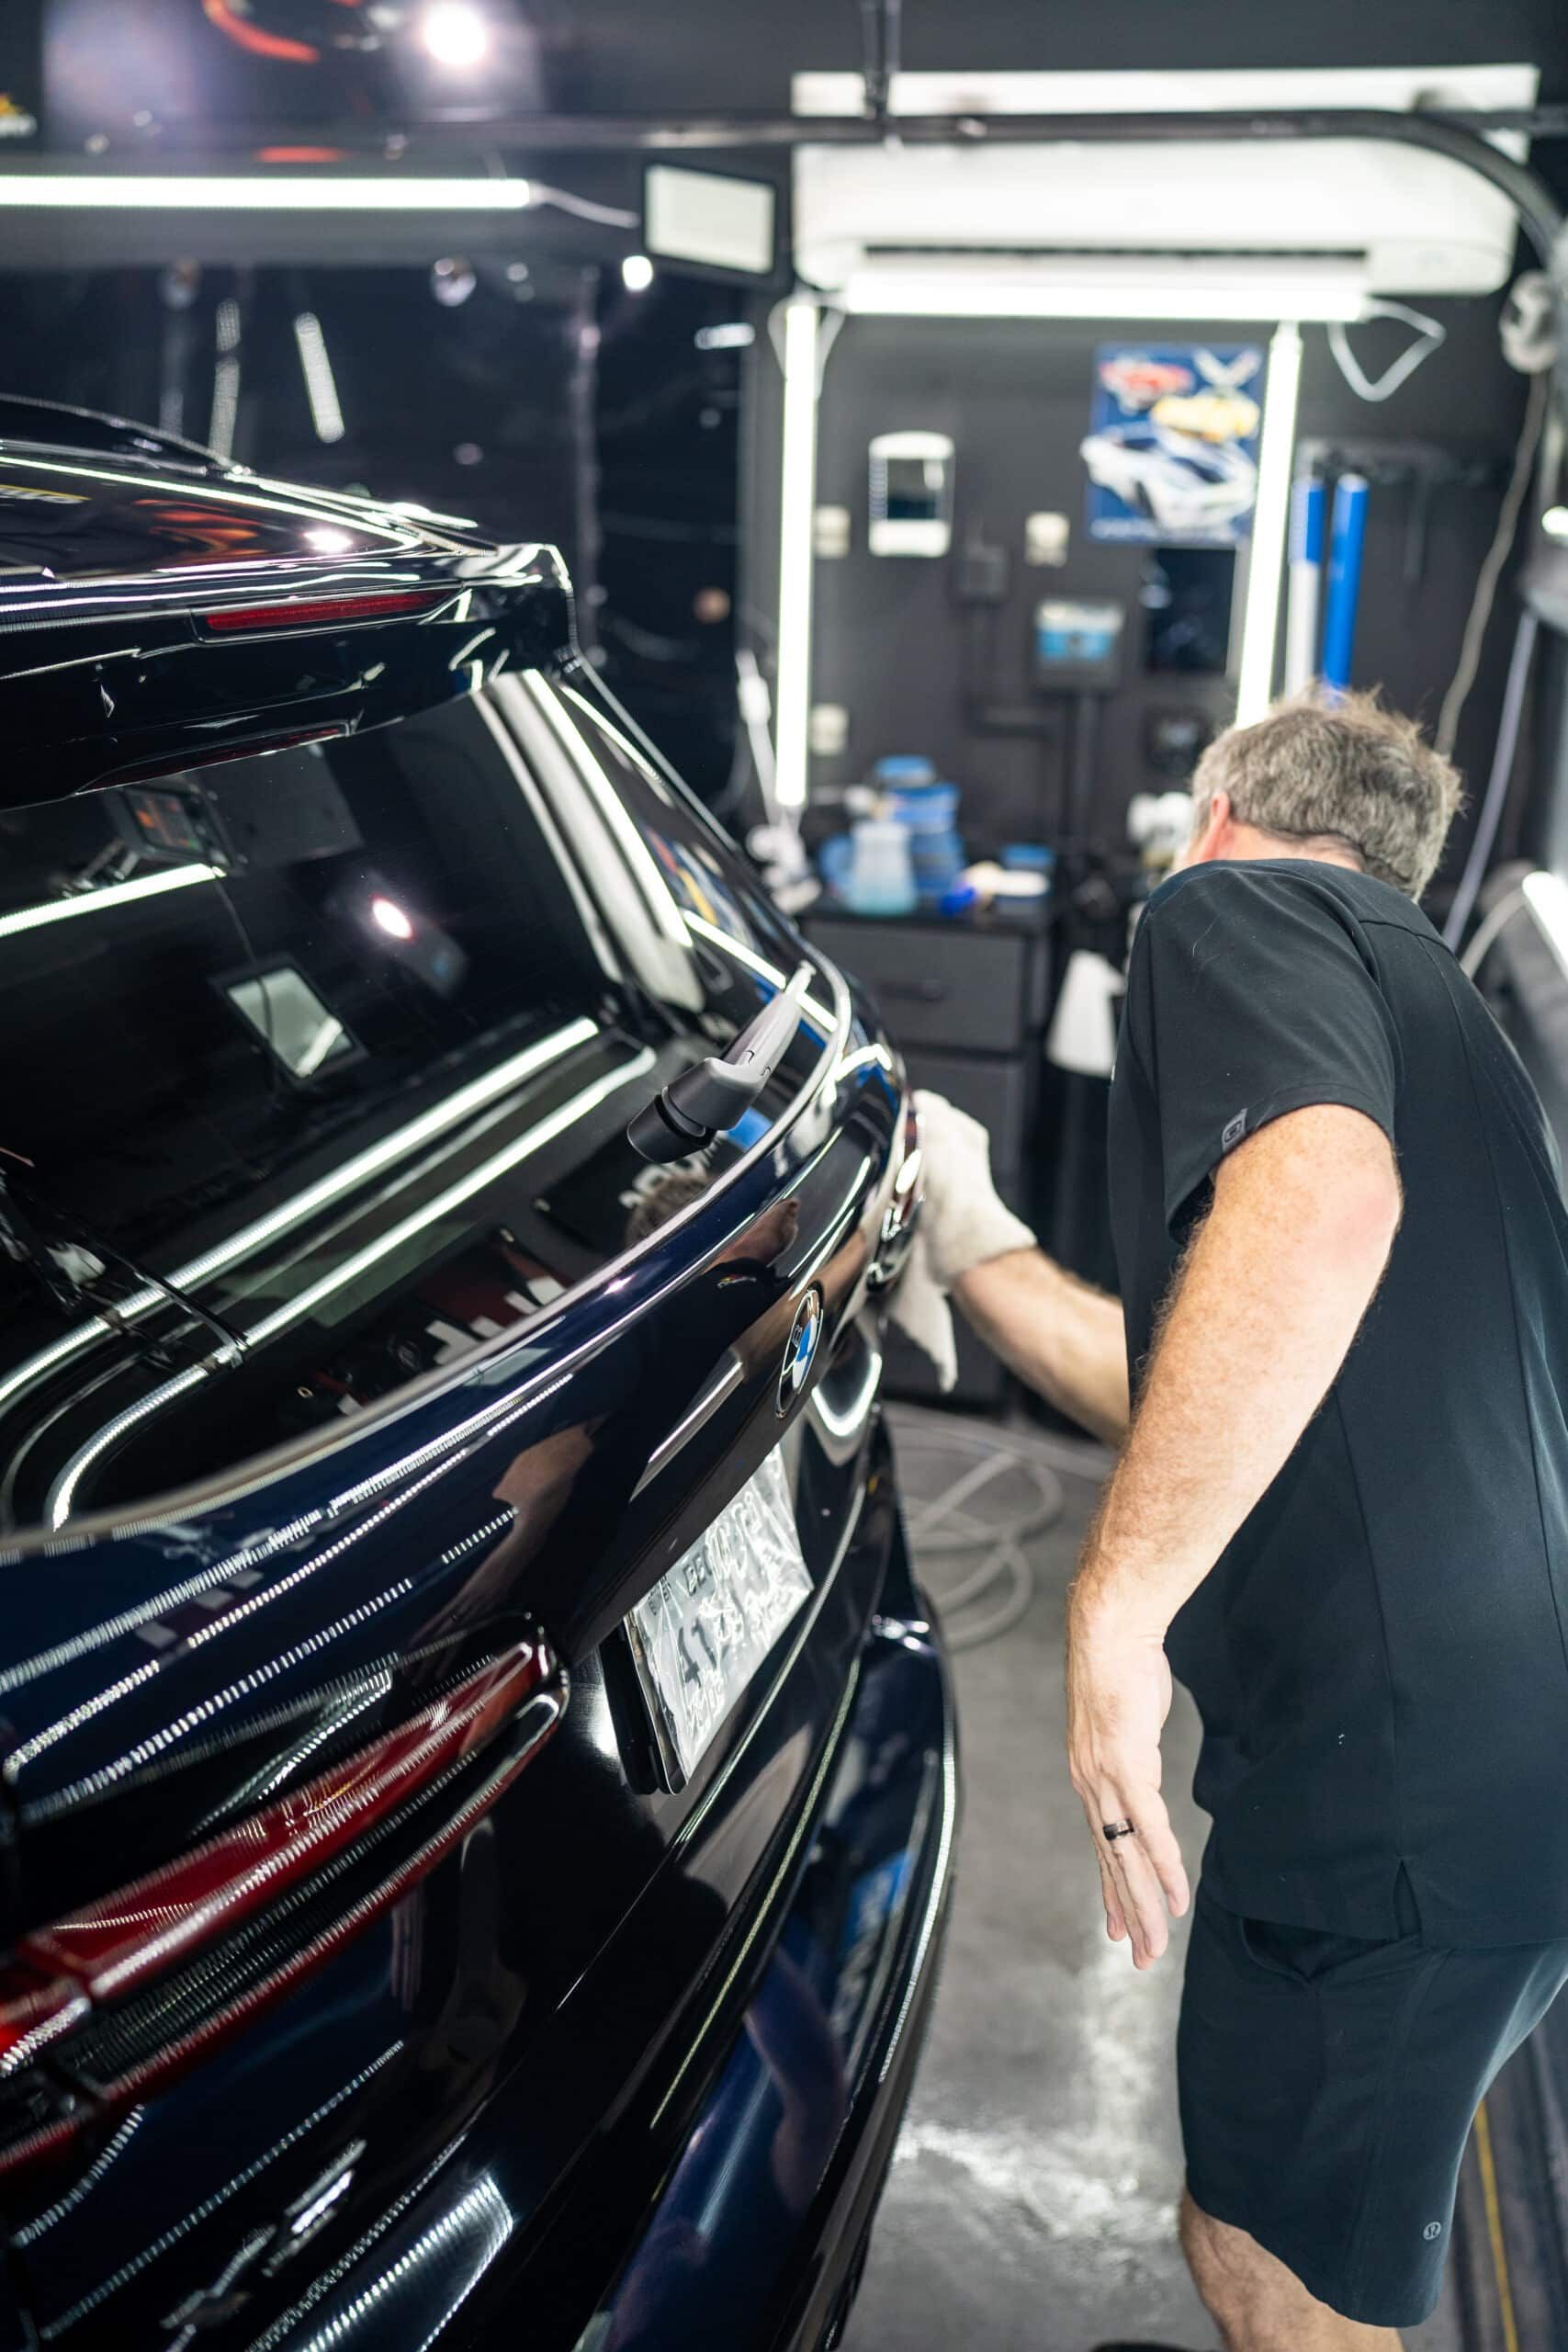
[419,2,491,68]
[840,254,1368,323]
[0,175,533,211]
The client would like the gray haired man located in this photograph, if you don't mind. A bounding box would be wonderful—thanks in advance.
[917,690,1568,2350]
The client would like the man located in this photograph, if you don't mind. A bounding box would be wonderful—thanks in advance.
[914,688,1568,2351]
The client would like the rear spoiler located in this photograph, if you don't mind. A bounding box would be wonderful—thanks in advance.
[0,542,577,807]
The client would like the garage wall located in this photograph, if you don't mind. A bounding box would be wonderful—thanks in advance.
[744,294,1537,895]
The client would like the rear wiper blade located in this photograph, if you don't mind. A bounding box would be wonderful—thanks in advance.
[626,963,812,1164]
[0,1167,243,1356]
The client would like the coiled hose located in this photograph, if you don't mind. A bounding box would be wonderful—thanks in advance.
[886,1405,1113,1652]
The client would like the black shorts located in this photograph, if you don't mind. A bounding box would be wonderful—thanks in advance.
[1178,1883,1568,2328]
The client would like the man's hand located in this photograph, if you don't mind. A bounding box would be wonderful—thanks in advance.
[910,1091,1036,1288]
[912,1090,1130,1442]
[1066,1596,1190,1967]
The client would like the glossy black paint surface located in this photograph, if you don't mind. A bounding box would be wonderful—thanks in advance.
[0,403,955,2350]
[0,402,570,801]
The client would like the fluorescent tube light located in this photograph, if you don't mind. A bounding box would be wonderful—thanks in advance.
[0,863,220,942]
[1235,320,1303,726]
[774,299,820,812]
[293,312,345,444]
[0,175,534,211]
[840,257,1366,323]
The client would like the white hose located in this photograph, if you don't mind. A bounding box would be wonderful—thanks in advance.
[887,1406,1112,1653]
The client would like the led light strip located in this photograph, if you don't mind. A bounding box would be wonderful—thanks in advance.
[296,310,345,444]
[840,266,1367,323]
[773,299,821,813]
[1235,320,1304,726]
[0,175,535,211]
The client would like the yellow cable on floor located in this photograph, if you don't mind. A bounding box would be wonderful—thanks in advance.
[1472,2098,1521,2352]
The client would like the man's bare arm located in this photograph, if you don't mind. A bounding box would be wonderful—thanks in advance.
[953,1250,1129,1445]
[1066,1102,1403,1969]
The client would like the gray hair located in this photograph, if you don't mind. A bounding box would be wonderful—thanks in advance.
[1190,688,1464,899]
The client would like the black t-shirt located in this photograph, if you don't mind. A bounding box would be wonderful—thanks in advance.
[1109,858,1568,1945]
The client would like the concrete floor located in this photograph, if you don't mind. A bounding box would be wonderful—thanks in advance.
[847,1413,1463,2352]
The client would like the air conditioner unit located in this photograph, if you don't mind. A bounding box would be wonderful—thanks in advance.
[792,65,1540,315]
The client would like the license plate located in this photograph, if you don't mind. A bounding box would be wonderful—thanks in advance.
[626,1448,813,1782]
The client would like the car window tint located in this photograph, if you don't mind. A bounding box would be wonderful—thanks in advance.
[0,685,812,1532]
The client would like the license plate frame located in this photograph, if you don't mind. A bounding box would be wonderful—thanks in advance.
[625,1447,813,1790]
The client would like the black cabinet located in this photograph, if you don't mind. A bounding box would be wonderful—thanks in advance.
[805,910,1051,1408]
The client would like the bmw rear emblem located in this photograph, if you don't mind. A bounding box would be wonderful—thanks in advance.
[777,1289,823,1416]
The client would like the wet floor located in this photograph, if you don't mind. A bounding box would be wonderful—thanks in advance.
[845,1411,1463,2352]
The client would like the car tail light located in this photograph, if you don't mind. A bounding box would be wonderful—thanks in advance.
[0,1634,565,2170]
[199,589,450,634]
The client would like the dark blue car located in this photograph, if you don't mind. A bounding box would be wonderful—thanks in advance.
[0,400,955,2351]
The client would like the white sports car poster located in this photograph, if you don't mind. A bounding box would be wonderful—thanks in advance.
[1083,344,1264,546]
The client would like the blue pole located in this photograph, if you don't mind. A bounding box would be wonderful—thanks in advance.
[1320,472,1369,696]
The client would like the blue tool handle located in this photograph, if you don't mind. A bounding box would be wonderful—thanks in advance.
[1321,473,1369,695]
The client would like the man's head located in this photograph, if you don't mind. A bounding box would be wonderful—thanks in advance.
[1178,688,1463,899]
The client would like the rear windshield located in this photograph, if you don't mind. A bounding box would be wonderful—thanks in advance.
[0,672,826,1532]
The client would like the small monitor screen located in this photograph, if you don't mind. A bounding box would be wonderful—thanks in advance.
[644,164,776,277]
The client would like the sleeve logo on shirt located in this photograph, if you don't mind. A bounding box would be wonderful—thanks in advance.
[1221,1110,1248,1153]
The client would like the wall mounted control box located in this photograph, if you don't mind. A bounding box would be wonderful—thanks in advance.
[1032,598,1126,692]
[868,430,955,557]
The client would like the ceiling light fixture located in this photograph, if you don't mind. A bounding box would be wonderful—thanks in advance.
[418,2,491,68]
[0,175,532,211]
[292,312,345,445]
[369,895,416,942]
[840,256,1367,324]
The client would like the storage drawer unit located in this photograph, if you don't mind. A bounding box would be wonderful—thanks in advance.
[805,910,1050,1408]
[804,916,1041,1057]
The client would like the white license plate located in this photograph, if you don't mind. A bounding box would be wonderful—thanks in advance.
[626,1448,813,1781]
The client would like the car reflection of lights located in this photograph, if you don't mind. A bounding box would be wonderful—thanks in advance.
[681,914,836,1038]
[369,893,415,941]
[289,2173,512,2352]
[45,1051,655,1528]
[0,863,222,943]
[0,1022,597,1429]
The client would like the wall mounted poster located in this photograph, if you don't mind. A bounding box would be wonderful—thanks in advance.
[1083,344,1265,546]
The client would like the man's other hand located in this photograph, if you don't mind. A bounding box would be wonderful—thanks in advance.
[1066,1594,1190,1969]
